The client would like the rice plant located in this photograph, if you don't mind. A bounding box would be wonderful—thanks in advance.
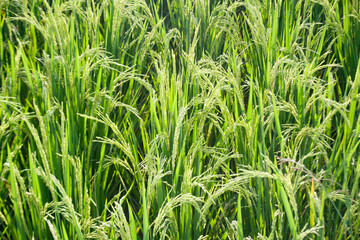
[1,0,359,239]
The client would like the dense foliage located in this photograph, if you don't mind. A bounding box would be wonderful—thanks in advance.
[1,0,360,239]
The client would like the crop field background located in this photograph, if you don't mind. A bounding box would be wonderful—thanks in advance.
[1,0,360,239]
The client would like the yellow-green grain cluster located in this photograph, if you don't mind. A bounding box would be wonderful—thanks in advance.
[1,0,360,239]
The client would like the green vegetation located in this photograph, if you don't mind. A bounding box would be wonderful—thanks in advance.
[1,0,360,239]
